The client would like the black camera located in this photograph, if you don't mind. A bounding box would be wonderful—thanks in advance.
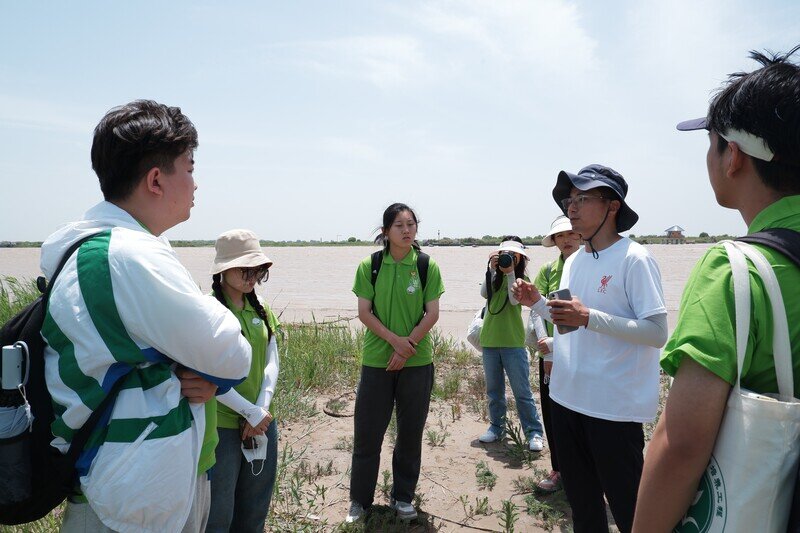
[498,251,515,269]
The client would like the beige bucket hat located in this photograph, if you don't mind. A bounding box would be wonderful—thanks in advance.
[211,229,273,275]
[542,215,574,247]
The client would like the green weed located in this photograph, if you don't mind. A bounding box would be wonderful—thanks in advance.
[378,470,392,499]
[475,495,491,516]
[334,435,354,452]
[475,461,497,491]
[524,493,565,531]
[0,276,40,324]
[498,500,519,533]
[505,419,535,466]
[424,418,450,447]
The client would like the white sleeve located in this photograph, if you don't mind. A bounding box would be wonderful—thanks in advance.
[542,338,554,362]
[506,273,519,305]
[531,297,553,322]
[586,310,668,348]
[216,389,269,427]
[255,336,280,410]
[112,240,251,383]
[531,312,548,340]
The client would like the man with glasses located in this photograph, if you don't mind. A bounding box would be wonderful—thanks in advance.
[514,164,667,532]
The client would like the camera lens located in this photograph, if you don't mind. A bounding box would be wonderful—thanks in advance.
[498,252,514,269]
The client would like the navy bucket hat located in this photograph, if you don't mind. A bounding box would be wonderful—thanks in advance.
[552,164,639,233]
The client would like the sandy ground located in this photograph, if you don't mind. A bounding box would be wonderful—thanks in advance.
[278,392,622,532]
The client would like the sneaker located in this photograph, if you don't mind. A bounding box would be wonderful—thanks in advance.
[345,501,365,523]
[529,435,544,452]
[536,471,562,493]
[390,498,418,521]
[478,429,501,443]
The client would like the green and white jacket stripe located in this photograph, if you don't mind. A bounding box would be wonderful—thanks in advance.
[40,201,251,533]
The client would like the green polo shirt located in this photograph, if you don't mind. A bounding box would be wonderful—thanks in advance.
[352,249,445,368]
[533,256,565,338]
[661,195,800,395]
[215,294,281,429]
[480,274,530,348]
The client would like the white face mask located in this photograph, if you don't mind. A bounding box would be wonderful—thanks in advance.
[241,433,269,475]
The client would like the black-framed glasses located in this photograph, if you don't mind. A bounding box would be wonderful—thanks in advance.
[560,194,611,211]
[240,266,270,284]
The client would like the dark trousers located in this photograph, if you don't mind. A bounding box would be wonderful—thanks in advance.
[350,364,434,507]
[538,357,559,472]
[550,400,644,533]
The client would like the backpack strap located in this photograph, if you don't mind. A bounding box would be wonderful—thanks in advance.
[41,233,105,299]
[370,249,432,321]
[544,260,554,287]
[737,228,800,269]
[417,252,430,291]
[370,250,383,287]
[61,374,130,489]
[371,250,431,290]
[42,232,133,489]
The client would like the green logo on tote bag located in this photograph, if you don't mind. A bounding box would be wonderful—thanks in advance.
[674,457,727,533]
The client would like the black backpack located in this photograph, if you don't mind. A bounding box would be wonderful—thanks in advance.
[370,250,430,292]
[0,234,128,525]
[369,250,430,320]
[737,228,800,268]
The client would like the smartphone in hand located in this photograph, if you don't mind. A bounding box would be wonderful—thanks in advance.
[547,288,579,334]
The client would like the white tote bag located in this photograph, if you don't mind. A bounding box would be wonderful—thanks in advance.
[675,241,800,533]
[466,308,485,350]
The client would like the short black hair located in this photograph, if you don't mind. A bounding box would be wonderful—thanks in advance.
[91,100,198,201]
[707,46,800,194]
[374,203,422,253]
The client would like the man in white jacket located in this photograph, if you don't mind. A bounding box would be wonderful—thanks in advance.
[41,100,252,533]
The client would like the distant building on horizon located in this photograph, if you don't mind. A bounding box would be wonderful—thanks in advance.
[664,225,685,244]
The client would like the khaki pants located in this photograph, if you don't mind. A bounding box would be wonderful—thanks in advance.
[61,473,211,533]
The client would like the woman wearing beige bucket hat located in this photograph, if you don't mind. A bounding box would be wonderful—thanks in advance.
[206,229,280,533]
[532,215,580,493]
[477,236,544,453]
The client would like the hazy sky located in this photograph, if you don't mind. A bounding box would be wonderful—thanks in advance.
[1,1,797,242]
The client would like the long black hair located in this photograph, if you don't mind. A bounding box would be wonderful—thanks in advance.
[212,273,273,339]
[373,202,422,254]
[491,235,528,292]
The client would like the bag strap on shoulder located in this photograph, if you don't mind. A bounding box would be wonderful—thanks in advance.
[42,232,133,488]
[41,233,105,299]
[370,250,430,290]
[724,240,794,397]
[417,252,430,290]
[62,374,129,487]
[369,249,431,322]
[737,228,800,269]
[370,250,383,287]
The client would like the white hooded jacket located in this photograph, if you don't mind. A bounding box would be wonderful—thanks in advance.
[40,201,251,533]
